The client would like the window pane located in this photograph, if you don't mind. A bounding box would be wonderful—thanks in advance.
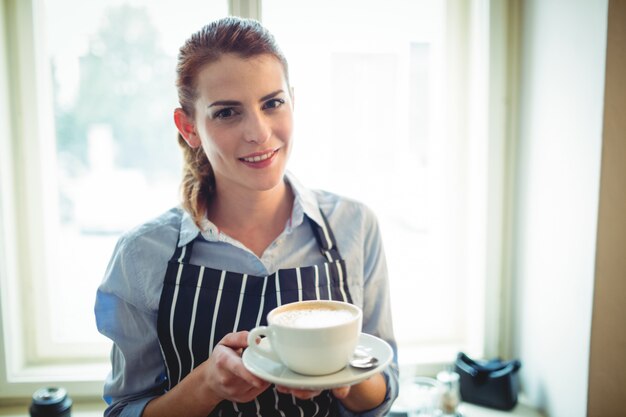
[40,0,228,359]
[263,0,469,360]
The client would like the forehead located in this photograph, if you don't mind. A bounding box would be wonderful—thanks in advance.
[196,53,288,101]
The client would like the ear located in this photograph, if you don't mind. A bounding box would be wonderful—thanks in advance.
[174,108,201,148]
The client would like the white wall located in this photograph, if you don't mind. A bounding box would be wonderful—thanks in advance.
[512,1,608,416]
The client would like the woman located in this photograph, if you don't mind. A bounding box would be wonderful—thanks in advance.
[95,16,398,417]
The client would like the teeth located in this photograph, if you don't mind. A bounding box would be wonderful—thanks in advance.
[243,150,275,163]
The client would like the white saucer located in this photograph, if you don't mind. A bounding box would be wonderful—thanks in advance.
[242,333,393,390]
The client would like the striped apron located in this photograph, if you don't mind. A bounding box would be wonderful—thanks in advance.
[156,211,353,417]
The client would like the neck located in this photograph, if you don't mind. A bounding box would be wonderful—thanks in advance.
[206,178,294,256]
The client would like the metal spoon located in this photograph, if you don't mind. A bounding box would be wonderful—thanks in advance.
[349,349,379,369]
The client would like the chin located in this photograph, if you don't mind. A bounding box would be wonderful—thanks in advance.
[254,176,286,192]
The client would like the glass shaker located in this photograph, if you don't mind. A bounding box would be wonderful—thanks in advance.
[436,370,461,416]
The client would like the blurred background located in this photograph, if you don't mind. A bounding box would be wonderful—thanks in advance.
[0,1,623,416]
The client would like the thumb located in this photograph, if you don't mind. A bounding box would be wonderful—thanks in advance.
[332,385,351,399]
[218,331,250,350]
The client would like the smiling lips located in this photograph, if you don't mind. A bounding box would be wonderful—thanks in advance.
[239,149,278,167]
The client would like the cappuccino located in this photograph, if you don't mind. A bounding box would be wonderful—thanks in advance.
[273,307,355,328]
[248,300,363,375]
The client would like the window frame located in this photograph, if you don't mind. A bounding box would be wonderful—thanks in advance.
[0,0,517,400]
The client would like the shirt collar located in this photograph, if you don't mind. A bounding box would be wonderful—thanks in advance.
[179,209,202,247]
[177,171,324,247]
[285,171,325,231]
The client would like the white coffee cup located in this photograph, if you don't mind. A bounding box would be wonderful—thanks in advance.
[247,300,362,376]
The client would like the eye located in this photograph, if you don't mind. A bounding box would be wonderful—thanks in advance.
[262,98,285,110]
[213,107,239,120]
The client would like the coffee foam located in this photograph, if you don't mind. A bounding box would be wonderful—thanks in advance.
[272,308,355,328]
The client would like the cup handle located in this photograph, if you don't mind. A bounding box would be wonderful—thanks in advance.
[247,326,280,362]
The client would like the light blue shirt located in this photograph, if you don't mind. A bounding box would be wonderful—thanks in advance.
[95,172,399,417]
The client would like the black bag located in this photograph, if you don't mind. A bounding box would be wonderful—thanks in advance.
[454,352,521,411]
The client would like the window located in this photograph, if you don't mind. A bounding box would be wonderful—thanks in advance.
[262,0,508,367]
[263,0,453,358]
[35,0,231,361]
[0,0,511,398]
[0,0,228,398]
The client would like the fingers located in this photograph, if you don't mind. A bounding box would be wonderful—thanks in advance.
[202,333,271,403]
[213,332,353,404]
[229,356,269,389]
[274,384,351,401]
[210,332,358,403]
[275,385,323,400]
[331,385,351,399]
[232,383,270,403]
[218,330,250,350]
[212,342,268,390]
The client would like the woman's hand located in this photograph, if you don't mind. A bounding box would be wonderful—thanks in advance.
[143,331,270,417]
[275,385,322,400]
[275,375,384,413]
[332,385,352,399]
[335,373,387,412]
[274,385,351,401]
[199,331,272,403]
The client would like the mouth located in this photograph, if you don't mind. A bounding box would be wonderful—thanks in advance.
[239,148,279,163]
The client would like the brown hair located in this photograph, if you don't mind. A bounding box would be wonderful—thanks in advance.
[175,16,290,228]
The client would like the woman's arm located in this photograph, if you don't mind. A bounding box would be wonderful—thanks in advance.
[143,331,270,417]
[333,373,387,412]
[96,241,168,417]
[96,230,269,416]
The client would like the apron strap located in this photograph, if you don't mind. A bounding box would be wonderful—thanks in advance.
[308,209,342,263]
[169,236,196,264]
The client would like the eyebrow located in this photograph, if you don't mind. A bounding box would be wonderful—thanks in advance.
[207,90,284,108]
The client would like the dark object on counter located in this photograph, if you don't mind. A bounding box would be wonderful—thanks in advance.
[29,387,72,417]
[455,352,521,411]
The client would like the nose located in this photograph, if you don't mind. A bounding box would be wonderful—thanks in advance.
[243,110,271,144]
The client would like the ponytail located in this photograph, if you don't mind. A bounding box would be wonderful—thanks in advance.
[177,133,214,228]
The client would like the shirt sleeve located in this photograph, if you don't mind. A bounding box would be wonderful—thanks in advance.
[95,235,167,417]
[337,205,400,416]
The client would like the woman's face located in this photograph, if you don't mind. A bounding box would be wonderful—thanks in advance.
[192,53,294,196]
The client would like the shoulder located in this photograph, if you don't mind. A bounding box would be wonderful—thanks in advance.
[313,189,379,229]
[287,172,382,242]
[99,207,183,311]
[311,189,383,253]
[288,172,378,228]
[116,206,182,253]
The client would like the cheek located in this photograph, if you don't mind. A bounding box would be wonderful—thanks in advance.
[200,124,232,152]
[198,137,232,168]
[275,114,294,143]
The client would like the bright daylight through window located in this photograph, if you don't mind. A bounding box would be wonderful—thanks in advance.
[263,0,482,363]
[1,0,492,396]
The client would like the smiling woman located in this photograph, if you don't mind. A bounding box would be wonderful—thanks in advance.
[0,0,509,406]
[94,16,398,417]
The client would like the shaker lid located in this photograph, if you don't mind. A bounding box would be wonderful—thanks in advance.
[32,387,68,405]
